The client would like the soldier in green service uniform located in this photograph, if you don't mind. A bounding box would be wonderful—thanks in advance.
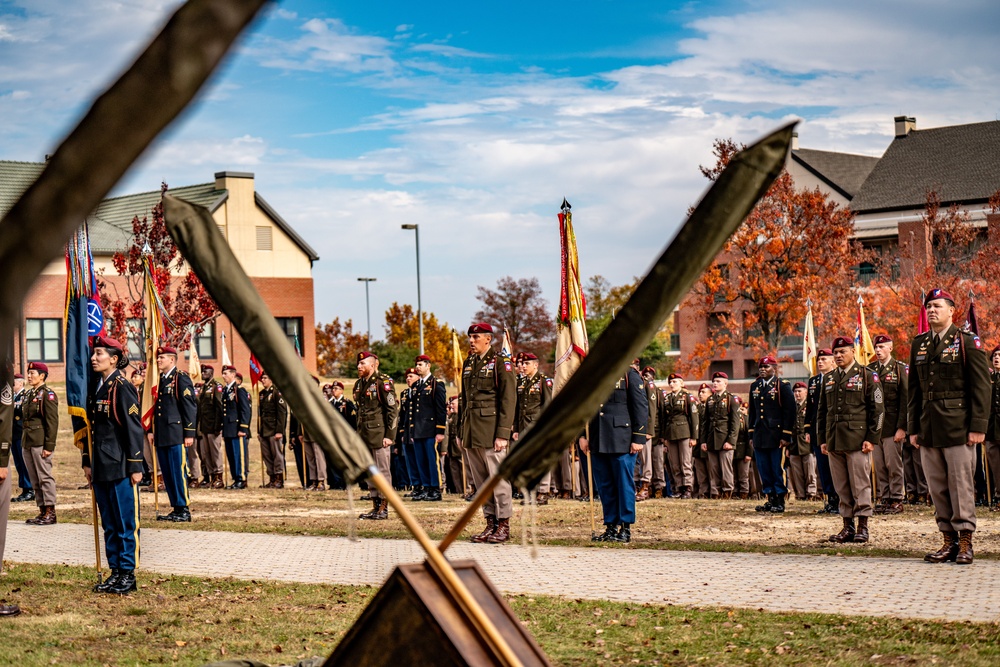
[660,373,698,499]
[459,323,517,544]
[909,289,991,565]
[699,372,740,499]
[869,334,909,514]
[818,336,884,544]
[354,351,399,520]
[21,361,59,525]
[257,372,287,488]
[512,352,553,503]
[196,364,225,489]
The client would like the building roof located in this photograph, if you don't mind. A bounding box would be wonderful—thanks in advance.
[851,120,1000,213]
[0,160,318,260]
[790,149,879,200]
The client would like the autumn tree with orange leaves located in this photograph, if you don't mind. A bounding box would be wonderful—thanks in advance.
[315,318,368,377]
[676,139,867,378]
[383,303,458,380]
[863,190,1000,360]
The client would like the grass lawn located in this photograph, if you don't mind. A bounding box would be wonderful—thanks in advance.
[1,561,998,666]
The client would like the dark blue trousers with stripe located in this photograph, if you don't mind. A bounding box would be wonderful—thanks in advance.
[402,439,421,486]
[413,437,441,488]
[13,438,32,490]
[94,477,140,571]
[754,447,788,496]
[592,451,638,525]
[225,436,247,482]
[156,444,189,509]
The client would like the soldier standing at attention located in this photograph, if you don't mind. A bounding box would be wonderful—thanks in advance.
[459,323,517,544]
[149,347,197,522]
[10,373,33,504]
[512,352,554,503]
[220,365,251,489]
[409,354,448,502]
[580,365,648,543]
[734,402,755,499]
[692,383,712,498]
[909,289,991,564]
[869,334,909,515]
[329,381,357,429]
[818,336,884,544]
[661,374,697,498]
[86,336,145,595]
[985,347,1000,511]
[355,352,399,520]
[21,362,59,525]
[789,382,817,501]
[257,372,287,489]
[196,364,225,489]
[633,367,662,502]
[749,356,795,513]
[699,372,739,499]
[807,349,839,513]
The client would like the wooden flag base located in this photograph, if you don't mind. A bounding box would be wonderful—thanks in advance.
[325,560,551,667]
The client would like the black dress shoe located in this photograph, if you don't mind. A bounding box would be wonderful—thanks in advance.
[424,488,442,502]
[0,604,21,617]
[592,524,618,542]
[95,570,121,593]
[13,489,34,503]
[411,488,428,501]
[611,523,632,543]
[167,508,192,522]
[108,571,137,595]
[227,479,247,490]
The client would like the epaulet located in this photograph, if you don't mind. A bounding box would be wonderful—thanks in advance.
[179,370,190,377]
[780,379,789,384]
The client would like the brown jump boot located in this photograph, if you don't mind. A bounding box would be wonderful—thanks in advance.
[535,491,549,506]
[471,515,497,543]
[635,481,650,502]
[34,506,57,526]
[272,473,284,489]
[924,531,958,563]
[829,517,856,543]
[358,498,380,520]
[956,530,974,565]
[853,516,869,543]
[487,517,511,544]
[211,473,225,489]
[25,506,46,525]
[372,500,388,520]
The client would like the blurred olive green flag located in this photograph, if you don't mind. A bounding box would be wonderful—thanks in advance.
[500,123,795,490]
[163,195,374,483]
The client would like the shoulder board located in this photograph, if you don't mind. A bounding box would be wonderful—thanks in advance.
[780,379,789,385]
[179,370,190,377]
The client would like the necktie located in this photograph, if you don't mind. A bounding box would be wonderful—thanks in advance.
[933,333,941,347]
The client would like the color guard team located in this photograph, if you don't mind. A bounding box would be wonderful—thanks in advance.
[5,287,997,596]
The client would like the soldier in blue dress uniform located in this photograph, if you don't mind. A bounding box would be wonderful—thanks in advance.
[148,346,197,521]
[10,373,33,503]
[220,364,251,489]
[408,354,448,502]
[86,335,145,594]
[748,355,796,513]
[579,366,648,543]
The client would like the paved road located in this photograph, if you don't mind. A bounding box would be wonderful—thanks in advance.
[5,523,998,623]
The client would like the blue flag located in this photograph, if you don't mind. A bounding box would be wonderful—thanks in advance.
[65,223,102,450]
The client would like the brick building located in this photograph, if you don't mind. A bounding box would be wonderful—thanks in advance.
[676,117,1000,387]
[0,163,319,381]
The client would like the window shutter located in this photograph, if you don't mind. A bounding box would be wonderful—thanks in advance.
[256,225,273,251]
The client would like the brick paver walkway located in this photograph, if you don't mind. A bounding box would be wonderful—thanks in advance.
[6,523,999,623]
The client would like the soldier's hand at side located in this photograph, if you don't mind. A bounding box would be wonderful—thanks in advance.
[83,466,92,483]
[512,432,519,441]
[455,437,462,448]
[688,438,696,448]
[184,437,194,447]
[493,438,507,452]
[382,438,393,447]
[722,443,733,451]
[275,433,283,441]
[147,433,154,446]
[41,449,53,458]
[700,443,707,452]
[130,472,143,485]
[968,432,986,446]
[779,439,790,448]
[820,444,828,456]
[909,434,919,448]
[435,434,445,444]
[805,433,811,444]
[0,467,8,482]
[893,429,906,444]
[578,437,589,455]
[744,456,751,463]
[862,441,874,453]
[630,442,643,455]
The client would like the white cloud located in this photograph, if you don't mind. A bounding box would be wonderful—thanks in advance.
[253,17,397,74]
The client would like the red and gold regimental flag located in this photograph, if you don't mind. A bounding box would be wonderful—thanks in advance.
[140,252,165,431]
[554,200,588,394]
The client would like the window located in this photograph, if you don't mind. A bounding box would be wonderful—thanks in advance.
[713,264,730,303]
[127,318,146,362]
[277,317,303,356]
[256,226,273,251]
[195,321,216,359]
[708,360,733,379]
[25,318,62,362]
[668,333,681,351]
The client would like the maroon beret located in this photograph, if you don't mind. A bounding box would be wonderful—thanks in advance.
[817,348,834,357]
[13,373,23,380]
[468,322,494,335]
[235,372,243,382]
[793,381,807,390]
[322,383,333,391]
[642,366,656,376]
[925,288,955,306]
[873,334,892,345]
[521,352,538,361]
[415,354,431,364]
[135,362,147,371]
[699,382,711,390]
[405,367,419,376]
[831,336,853,350]
[27,361,48,374]
[332,381,345,389]
[156,345,177,356]
[93,334,124,353]
[222,365,238,373]
[758,356,777,367]
[668,373,683,381]
[357,351,378,362]
[200,363,214,372]
[991,346,1000,358]
[712,371,728,380]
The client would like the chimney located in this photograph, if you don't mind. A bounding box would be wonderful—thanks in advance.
[791,131,799,151]
[894,116,916,138]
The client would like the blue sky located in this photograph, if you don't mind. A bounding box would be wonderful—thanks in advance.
[3,0,1000,339]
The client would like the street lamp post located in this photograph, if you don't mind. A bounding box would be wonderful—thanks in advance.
[401,223,424,354]
[357,277,376,348]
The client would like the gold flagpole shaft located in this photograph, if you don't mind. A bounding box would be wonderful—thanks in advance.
[870,451,877,504]
[369,473,523,667]
[460,450,468,495]
[586,442,596,535]
[151,430,159,514]
[439,474,502,553]
[86,424,102,582]
[983,443,991,503]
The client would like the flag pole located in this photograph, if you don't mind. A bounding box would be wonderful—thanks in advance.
[87,425,103,584]
[585,426,595,537]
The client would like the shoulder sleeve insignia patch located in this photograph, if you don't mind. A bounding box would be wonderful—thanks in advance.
[974,336,982,349]
[384,381,392,392]
[504,361,512,372]
[872,373,879,383]
[545,378,553,387]
[48,391,56,400]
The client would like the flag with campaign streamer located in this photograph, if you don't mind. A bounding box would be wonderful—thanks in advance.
[187,328,201,377]
[918,291,930,334]
[802,299,817,376]
[554,199,588,393]
[140,250,166,431]
[451,329,464,391]
[65,222,104,450]
[854,295,876,366]
[220,331,232,367]
[249,353,263,387]
[500,325,514,359]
